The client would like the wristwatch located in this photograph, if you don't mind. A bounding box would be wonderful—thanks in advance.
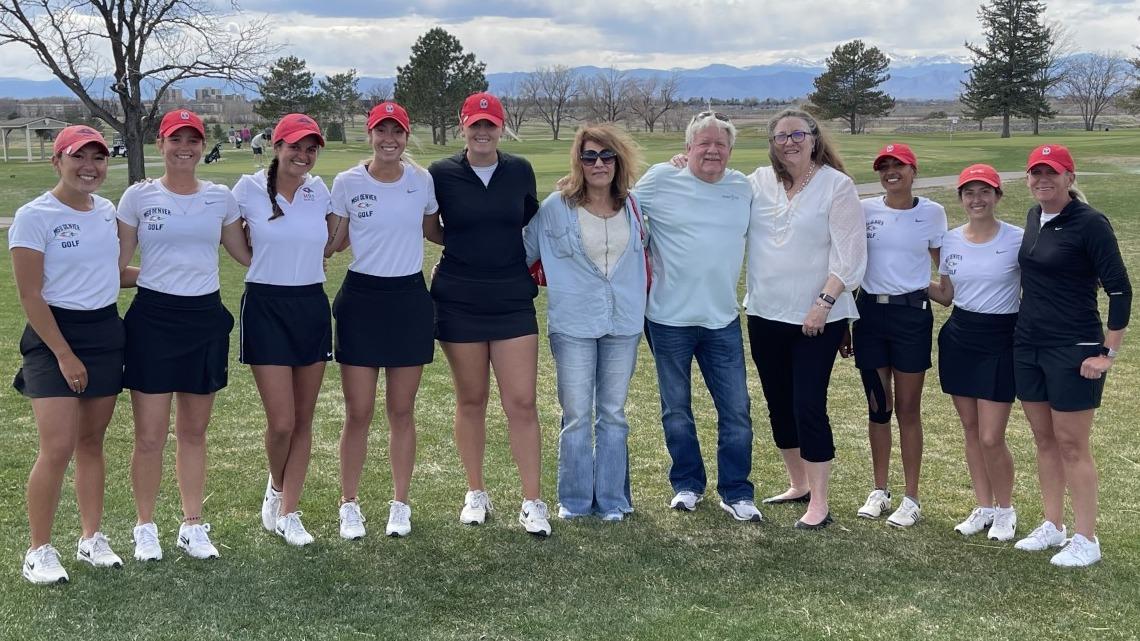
[1100,345,1119,359]
[818,292,836,305]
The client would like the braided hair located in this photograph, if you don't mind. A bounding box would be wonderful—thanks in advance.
[266,154,285,220]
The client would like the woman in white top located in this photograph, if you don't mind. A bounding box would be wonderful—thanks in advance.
[117,109,251,562]
[928,164,1022,542]
[745,109,866,529]
[10,126,127,584]
[232,113,336,547]
[326,102,438,539]
[854,143,947,528]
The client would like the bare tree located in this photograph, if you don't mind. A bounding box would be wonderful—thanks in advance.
[499,78,530,133]
[628,73,682,133]
[364,82,393,106]
[0,1,277,182]
[1027,19,1075,135]
[522,65,579,140]
[581,66,631,123]
[1061,52,1131,131]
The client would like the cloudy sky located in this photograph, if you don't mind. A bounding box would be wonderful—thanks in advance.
[1,0,1137,80]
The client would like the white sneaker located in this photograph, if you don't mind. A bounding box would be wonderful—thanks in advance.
[275,511,314,547]
[988,508,1017,542]
[1014,520,1067,551]
[339,501,367,540]
[386,500,412,537]
[600,511,625,522]
[132,522,163,561]
[76,532,123,568]
[720,499,763,522]
[177,523,219,559]
[23,544,69,585]
[518,499,552,537]
[460,490,493,525]
[261,476,282,532]
[669,490,703,512]
[1050,533,1101,567]
[953,507,994,536]
[886,497,921,528]
[857,489,892,519]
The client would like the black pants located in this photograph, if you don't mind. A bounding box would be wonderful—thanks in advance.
[747,315,846,463]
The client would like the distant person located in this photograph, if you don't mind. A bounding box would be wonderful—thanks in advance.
[11,126,126,584]
[854,143,946,528]
[232,113,335,547]
[635,111,760,523]
[250,130,266,168]
[241,127,251,143]
[524,124,647,521]
[424,92,551,536]
[228,127,237,148]
[326,102,437,539]
[1012,144,1130,567]
[927,164,1022,542]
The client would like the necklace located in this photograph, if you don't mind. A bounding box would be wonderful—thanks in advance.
[772,163,818,244]
[785,162,817,200]
[162,178,202,216]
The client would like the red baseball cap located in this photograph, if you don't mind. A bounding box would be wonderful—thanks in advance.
[1026,144,1075,174]
[367,102,411,132]
[273,113,325,146]
[873,142,918,170]
[957,164,1002,189]
[460,92,504,127]
[53,125,109,156]
[159,109,205,138]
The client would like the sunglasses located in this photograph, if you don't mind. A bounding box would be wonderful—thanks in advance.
[692,111,730,123]
[580,149,618,165]
[770,130,812,145]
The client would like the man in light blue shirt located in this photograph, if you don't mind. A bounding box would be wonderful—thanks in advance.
[634,112,760,522]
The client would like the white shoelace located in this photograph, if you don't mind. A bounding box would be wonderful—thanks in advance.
[527,500,549,520]
[33,545,63,570]
[1025,523,1054,545]
[342,503,365,527]
[187,524,213,547]
[89,533,114,557]
[283,512,308,537]
[135,526,159,549]
[469,491,493,512]
[389,501,411,522]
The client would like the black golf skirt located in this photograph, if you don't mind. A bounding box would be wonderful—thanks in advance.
[937,307,1017,403]
[124,288,234,394]
[13,304,124,399]
[239,282,332,366]
[430,269,538,343]
[334,270,434,368]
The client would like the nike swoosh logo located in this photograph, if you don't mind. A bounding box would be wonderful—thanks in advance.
[26,562,35,570]
[914,219,926,222]
[180,537,190,545]
[79,549,91,558]
[204,200,220,205]
[326,352,333,358]
[1054,227,1063,230]
[406,189,418,193]
[996,250,1008,254]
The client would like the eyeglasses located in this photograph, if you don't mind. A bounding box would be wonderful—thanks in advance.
[580,149,618,165]
[770,130,812,145]
[692,111,730,123]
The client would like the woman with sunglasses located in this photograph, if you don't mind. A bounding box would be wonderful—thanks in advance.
[854,143,946,528]
[326,102,436,539]
[232,113,335,547]
[425,92,551,536]
[12,126,126,584]
[523,124,647,522]
[117,109,251,562]
[1011,145,1129,567]
[927,165,1021,542]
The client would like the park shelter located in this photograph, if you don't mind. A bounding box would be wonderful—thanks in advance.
[1,117,72,162]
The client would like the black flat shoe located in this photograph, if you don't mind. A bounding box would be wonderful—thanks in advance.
[761,491,811,505]
[794,512,833,530]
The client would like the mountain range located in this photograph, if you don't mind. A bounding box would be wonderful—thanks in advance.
[0,55,974,102]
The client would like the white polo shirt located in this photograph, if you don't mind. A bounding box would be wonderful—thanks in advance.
[8,191,120,310]
[118,179,241,295]
[330,163,438,277]
[232,170,332,286]
[939,221,1023,314]
[860,196,947,295]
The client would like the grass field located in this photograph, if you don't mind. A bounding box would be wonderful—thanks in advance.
[1,126,1139,641]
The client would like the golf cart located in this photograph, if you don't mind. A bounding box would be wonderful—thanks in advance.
[110,135,127,157]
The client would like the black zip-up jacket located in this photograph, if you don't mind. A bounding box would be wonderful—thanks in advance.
[1016,198,1131,346]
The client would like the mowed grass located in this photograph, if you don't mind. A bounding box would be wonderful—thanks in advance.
[0,127,1139,641]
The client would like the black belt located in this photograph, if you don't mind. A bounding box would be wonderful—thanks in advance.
[858,289,929,310]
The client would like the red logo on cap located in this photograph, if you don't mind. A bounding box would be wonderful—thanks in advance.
[886,145,894,152]
[385,104,394,113]
[1042,147,1051,155]
[180,111,190,120]
[479,99,488,109]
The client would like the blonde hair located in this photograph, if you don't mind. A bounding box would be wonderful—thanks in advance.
[767,108,848,186]
[561,124,643,210]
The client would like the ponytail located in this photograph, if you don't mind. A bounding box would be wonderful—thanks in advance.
[266,157,285,220]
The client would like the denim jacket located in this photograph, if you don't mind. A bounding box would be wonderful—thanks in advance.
[524,192,648,338]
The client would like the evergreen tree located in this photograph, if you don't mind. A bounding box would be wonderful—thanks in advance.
[807,40,895,135]
[394,28,488,145]
[256,56,318,122]
[318,69,361,143]
[961,0,1053,138]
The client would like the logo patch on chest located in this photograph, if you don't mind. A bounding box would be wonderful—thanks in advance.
[53,223,81,247]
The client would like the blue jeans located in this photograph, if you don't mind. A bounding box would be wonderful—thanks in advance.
[646,318,754,502]
[550,333,641,517]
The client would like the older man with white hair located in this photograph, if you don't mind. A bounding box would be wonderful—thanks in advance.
[634,111,760,522]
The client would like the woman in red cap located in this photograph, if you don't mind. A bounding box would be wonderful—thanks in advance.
[11,125,127,584]
[853,143,946,528]
[928,164,1022,542]
[1011,144,1130,567]
[326,102,437,539]
[116,108,251,562]
[424,91,551,536]
[232,113,336,547]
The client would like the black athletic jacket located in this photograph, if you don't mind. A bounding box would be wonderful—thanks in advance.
[1015,198,1131,346]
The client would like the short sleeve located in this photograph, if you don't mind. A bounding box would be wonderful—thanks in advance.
[330,173,350,219]
[632,164,660,218]
[7,208,47,252]
[232,176,254,220]
[116,184,140,228]
[222,189,241,226]
[928,202,948,249]
[421,170,439,216]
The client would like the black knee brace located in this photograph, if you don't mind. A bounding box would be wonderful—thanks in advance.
[859,368,892,425]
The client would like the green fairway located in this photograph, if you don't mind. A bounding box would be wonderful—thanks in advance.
[1,127,1138,641]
